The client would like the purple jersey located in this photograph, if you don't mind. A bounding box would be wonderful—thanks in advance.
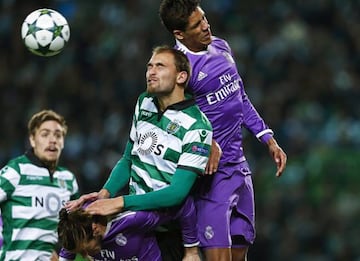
[59,211,162,261]
[59,197,198,261]
[176,37,273,163]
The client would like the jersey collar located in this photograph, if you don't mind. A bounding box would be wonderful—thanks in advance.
[175,39,209,55]
[153,95,196,113]
[25,149,57,179]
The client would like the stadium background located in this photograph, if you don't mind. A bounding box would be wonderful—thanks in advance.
[0,0,359,260]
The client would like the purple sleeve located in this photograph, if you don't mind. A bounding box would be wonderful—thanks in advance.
[241,87,273,143]
[173,197,199,247]
[59,248,76,260]
[115,198,199,247]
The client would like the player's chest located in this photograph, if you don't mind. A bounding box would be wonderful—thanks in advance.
[190,52,239,95]
[134,121,182,156]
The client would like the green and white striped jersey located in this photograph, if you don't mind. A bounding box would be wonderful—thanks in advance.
[0,151,79,261]
[128,93,212,195]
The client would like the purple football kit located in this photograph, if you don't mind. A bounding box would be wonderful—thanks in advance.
[59,197,198,261]
[176,37,274,248]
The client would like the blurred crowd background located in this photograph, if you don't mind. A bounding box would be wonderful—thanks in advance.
[0,0,359,260]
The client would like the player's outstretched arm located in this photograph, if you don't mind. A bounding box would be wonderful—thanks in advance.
[266,137,287,177]
[85,168,198,215]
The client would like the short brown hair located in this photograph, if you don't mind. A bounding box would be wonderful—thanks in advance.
[28,110,68,136]
[152,45,191,87]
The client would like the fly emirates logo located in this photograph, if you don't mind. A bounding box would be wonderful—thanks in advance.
[206,73,240,105]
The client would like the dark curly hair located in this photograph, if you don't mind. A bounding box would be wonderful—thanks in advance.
[57,208,94,253]
[159,0,200,32]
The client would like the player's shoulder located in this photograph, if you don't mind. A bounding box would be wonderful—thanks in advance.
[8,154,29,164]
[211,36,231,51]
[56,166,76,178]
[137,92,154,104]
[186,105,212,131]
[3,155,28,173]
[136,92,158,113]
[111,210,138,226]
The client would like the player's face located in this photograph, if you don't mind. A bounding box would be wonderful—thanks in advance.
[176,7,212,52]
[146,52,178,96]
[82,237,102,256]
[70,236,102,258]
[29,120,65,164]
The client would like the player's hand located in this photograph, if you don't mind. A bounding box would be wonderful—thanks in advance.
[65,192,99,212]
[85,197,124,216]
[267,137,287,177]
[182,246,201,261]
[204,139,222,175]
[50,251,58,261]
[65,189,110,212]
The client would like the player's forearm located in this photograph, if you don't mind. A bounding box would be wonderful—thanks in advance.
[123,168,197,211]
[103,142,132,197]
[124,185,187,210]
[103,160,130,197]
[242,96,273,143]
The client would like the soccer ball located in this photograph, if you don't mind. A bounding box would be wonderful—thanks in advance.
[21,8,70,57]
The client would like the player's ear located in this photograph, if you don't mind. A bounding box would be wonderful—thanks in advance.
[173,30,184,40]
[29,135,35,148]
[177,71,188,85]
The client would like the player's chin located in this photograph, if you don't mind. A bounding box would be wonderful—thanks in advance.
[199,39,212,49]
[146,85,157,94]
[46,152,60,160]
[87,248,101,256]
[87,240,102,255]
[203,36,212,45]
[202,32,212,43]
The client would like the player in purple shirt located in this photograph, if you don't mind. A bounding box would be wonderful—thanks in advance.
[58,197,200,261]
[159,0,287,260]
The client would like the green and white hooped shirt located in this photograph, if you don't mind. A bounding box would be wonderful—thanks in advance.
[0,150,79,261]
[129,93,212,195]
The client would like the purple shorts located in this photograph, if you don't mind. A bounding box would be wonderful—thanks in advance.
[195,161,255,248]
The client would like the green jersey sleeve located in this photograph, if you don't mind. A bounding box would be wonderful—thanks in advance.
[103,140,133,197]
[123,168,197,211]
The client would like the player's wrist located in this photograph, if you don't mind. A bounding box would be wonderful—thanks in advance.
[98,189,110,199]
[184,246,199,255]
[115,196,125,211]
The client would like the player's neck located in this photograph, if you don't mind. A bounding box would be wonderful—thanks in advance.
[158,91,185,111]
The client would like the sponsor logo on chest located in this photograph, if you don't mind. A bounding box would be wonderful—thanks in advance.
[136,120,181,156]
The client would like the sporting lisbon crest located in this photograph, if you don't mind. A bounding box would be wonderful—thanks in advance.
[166,120,180,134]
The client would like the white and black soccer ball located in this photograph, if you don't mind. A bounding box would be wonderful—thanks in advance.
[21,8,70,57]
